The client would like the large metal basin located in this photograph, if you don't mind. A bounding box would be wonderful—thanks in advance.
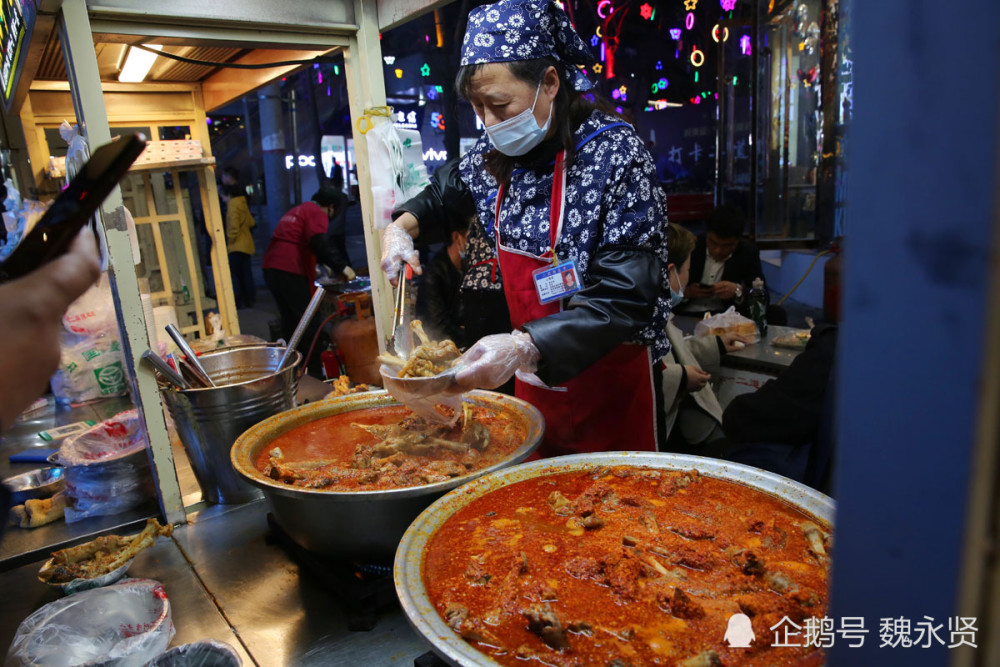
[231,390,543,562]
[395,452,836,667]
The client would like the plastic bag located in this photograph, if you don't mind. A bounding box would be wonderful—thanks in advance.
[693,306,761,344]
[366,119,430,230]
[0,188,49,264]
[59,120,90,179]
[58,409,146,465]
[5,578,175,667]
[62,273,119,337]
[52,273,128,404]
[57,410,153,523]
[51,332,127,404]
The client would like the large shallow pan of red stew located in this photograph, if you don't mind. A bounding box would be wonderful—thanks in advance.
[231,389,543,562]
[395,452,835,667]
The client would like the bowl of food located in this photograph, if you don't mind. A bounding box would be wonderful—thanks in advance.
[231,389,544,562]
[37,519,173,595]
[3,467,65,504]
[396,452,835,667]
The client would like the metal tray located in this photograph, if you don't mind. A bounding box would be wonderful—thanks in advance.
[394,451,835,667]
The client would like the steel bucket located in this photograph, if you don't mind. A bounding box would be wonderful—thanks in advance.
[164,345,300,504]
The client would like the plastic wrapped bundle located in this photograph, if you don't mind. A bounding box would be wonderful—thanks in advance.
[4,578,174,667]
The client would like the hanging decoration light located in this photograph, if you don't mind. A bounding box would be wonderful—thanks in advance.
[740,34,752,55]
[720,0,737,10]
[395,68,404,78]
[690,45,705,67]
[420,63,431,76]
[669,28,682,39]
[640,3,654,20]
[686,12,695,30]
[597,0,613,19]
[684,0,698,9]
[712,24,729,42]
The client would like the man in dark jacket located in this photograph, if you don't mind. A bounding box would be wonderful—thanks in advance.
[415,214,470,348]
[719,324,838,492]
[680,205,765,316]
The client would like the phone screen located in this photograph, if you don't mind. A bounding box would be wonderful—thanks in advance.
[0,133,147,282]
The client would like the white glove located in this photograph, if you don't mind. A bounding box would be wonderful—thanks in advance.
[454,331,541,390]
[342,265,357,281]
[380,222,421,282]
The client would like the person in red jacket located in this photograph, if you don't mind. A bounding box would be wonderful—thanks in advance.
[263,186,354,376]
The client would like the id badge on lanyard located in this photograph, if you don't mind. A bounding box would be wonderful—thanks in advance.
[532,258,582,304]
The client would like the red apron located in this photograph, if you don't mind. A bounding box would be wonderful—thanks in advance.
[494,151,657,458]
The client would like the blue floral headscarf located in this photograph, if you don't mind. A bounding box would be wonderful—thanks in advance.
[460,0,596,92]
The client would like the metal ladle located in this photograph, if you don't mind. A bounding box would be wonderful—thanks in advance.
[278,284,328,371]
[165,324,216,387]
[140,350,191,390]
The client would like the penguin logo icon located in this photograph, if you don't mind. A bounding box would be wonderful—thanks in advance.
[724,613,755,648]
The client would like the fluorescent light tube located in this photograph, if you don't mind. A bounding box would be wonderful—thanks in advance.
[119,45,163,83]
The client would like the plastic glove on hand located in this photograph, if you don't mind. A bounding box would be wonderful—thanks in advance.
[454,331,540,390]
[380,222,421,284]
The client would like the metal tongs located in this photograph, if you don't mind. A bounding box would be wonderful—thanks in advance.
[389,263,415,359]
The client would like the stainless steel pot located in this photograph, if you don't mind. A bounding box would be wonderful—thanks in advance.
[394,452,836,667]
[231,390,544,562]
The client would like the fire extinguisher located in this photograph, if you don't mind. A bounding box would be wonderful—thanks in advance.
[823,238,843,323]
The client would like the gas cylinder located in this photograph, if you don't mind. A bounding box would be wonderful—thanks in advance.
[332,316,382,386]
[823,238,843,323]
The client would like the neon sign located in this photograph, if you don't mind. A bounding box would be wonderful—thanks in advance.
[690,46,705,67]
[686,12,695,30]
[597,0,613,19]
[712,24,729,42]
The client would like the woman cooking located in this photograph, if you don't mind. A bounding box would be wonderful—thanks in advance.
[381,0,671,457]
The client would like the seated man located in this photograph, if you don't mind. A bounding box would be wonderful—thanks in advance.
[719,324,838,493]
[679,205,767,317]
[416,214,471,348]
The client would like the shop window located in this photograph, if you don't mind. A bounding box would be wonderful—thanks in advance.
[755,0,823,243]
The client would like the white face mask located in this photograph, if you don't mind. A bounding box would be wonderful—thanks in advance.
[485,82,552,157]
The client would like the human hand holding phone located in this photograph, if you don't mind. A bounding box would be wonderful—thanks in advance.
[0,228,100,431]
[0,133,146,283]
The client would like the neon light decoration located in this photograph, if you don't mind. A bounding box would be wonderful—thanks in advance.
[420,63,431,76]
[684,0,698,9]
[593,63,603,73]
[740,34,752,55]
[669,28,682,39]
[395,69,403,78]
[655,60,663,70]
[591,34,600,47]
[686,12,695,30]
[597,0,613,19]
[650,78,669,93]
[720,0,737,9]
[640,3,653,19]
[712,24,729,42]
[690,45,705,67]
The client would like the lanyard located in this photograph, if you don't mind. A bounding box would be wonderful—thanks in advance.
[494,150,566,267]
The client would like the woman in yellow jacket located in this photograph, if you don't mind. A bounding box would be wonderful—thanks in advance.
[221,184,256,308]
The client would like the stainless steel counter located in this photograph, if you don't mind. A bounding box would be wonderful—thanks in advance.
[0,395,157,568]
[0,500,431,666]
